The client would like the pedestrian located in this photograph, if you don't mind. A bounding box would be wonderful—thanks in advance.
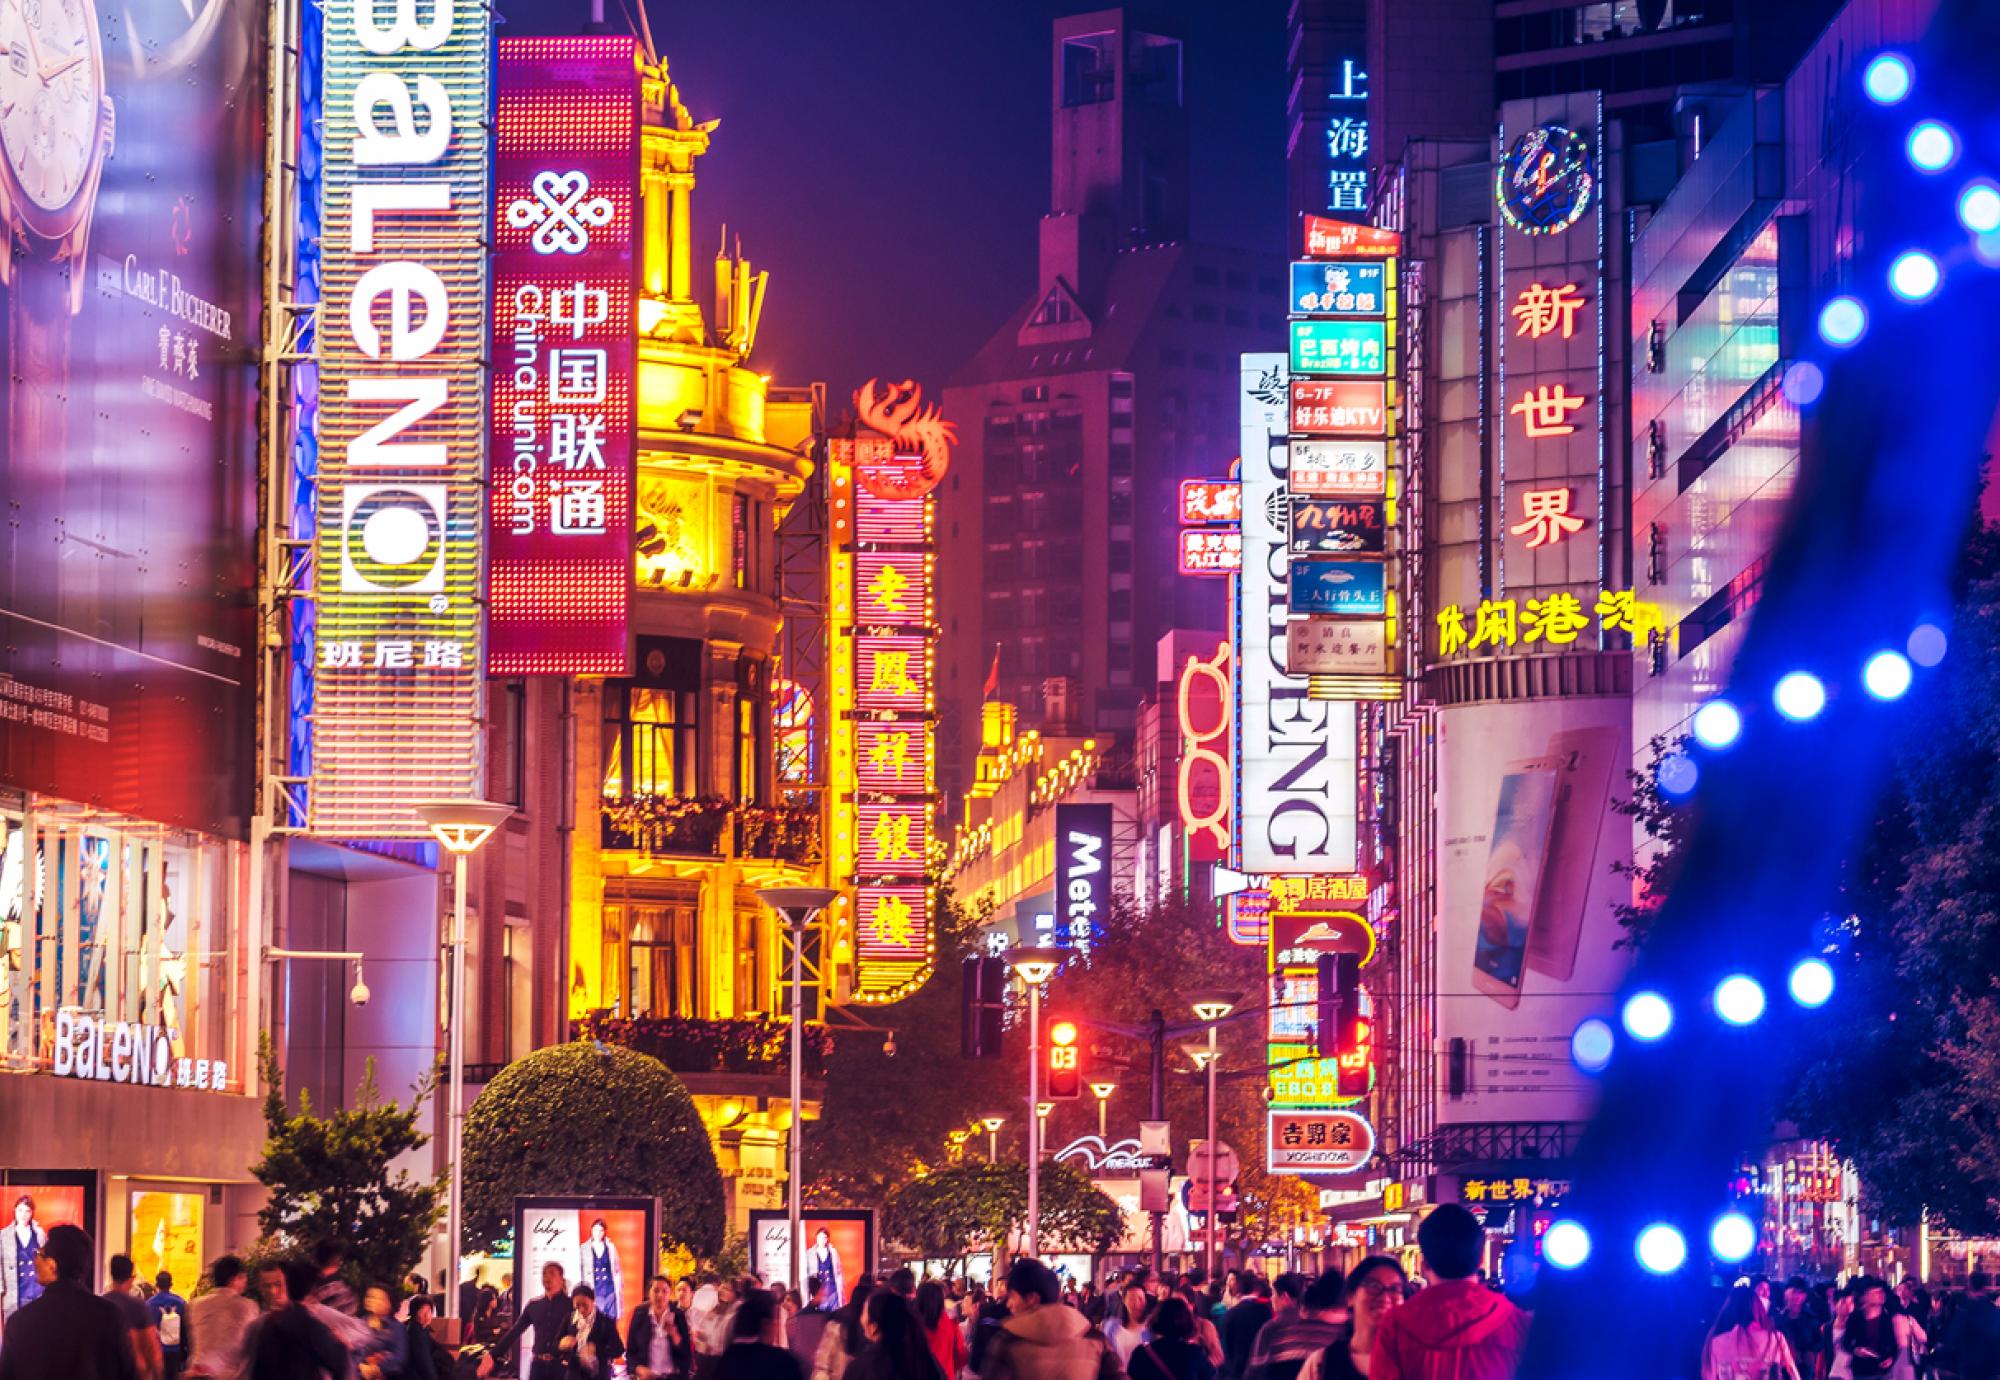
[561,1284,624,1380]
[790,1276,835,1373]
[1895,1283,1933,1337]
[402,1295,449,1380]
[1368,1204,1529,1380]
[1843,1277,1925,1380]
[105,1253,167,1380]
[0,1222,137,1380]
[1220,1275,1273,1380]
[1703,1283,1802,1380]
[357,1284,408,1380]
[1243,1274,1344,1380]
[1774,1277,1826,1380]
[151,1271,191,1379]
[1173,1288,1221,1369]
[889,1271,919,1303]
[247,1259,351,1380]
[978,1258,1122,1380]
[631,1276,695,1380]
[185,1254,260,1380]
[1943,1269,2000,1380]
[850,1290,943,1380]
[814,1278,879,1380]
[719,1289,806,1380]
[919,1282,969,1380]
[967,1294,1012,1377]
[1299,1257,1406,1380]
[457,1272,485,1334]
[1103,1286,1151,1366]
[492,1262,582,1380]
[306,1244,355,1320]
[1127,1296,1215,1380]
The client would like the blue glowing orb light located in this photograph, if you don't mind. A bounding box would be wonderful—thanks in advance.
[1908,121,1958,173]
[1818,296,1868,347]
[1621,991,1674,1042]
[1543,1221,1592,1270]
[1773,672,1827,722]
[1709,1212,1757,1263]
[1571,1017,1615,1073]
[1657,752,1699,798]
[1636,1224,1689,1275]
[1864,52,1913,105]
[1960,183,2000,234]
[1715,975,1768,1026]
[1789,958,1836,1009]
[1863,650,1914,701]
[1908,624,1948,667]
[1691,700,1743,749]
[1890,250,1942,303]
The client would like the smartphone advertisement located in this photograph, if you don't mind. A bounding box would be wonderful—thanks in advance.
[1438,698,1629,1124]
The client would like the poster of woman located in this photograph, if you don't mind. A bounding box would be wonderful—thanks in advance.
[804,1227,844,1310]
[578,1217,626,1323]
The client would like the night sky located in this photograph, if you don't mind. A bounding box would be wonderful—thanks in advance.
[500,0,1287,408]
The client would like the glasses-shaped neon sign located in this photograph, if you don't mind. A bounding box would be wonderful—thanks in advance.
[1177,643,1232,849]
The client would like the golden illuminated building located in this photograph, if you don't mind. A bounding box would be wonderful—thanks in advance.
[557,51,825,1228]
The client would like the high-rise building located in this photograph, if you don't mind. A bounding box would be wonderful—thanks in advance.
[939,8,1285,806]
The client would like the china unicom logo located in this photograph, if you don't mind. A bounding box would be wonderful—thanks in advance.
[507,170,614,255]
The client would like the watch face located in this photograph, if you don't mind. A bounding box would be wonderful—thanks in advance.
[1496,124,1595,237]
[0,0,104,215]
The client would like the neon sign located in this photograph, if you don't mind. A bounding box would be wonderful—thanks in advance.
[1289,320,1387,377]
[1302,217,1400,260]
[1496,124,1596,237]
[1433,589,1667,658]
[1508,487,1586,549]
[1178,529,1242,575]
[312,0,490,835]
[488,36,640,676]
[1179,480,1241,525]
[1175,642,1230,857]
[1511,281,1586,340]
[1510,384,1587,438]
[853,379,955,499]
[1289,381,1390,438]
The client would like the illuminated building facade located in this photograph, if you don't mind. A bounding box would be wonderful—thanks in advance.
[944,695,1137,947]
[938,7,1284,808]
[1131,630,1230,911]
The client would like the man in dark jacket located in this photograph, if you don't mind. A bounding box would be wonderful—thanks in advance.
[248,1260,351,1380]
[981,1259,1123,1380]
[493,1263,581,1380]
[1243,1274,1343,1380]
[1219,1274,1272,1380]
[1946,1271,2000,1380]
[0,1224,137,1380]
[1370,1206,1528,1380]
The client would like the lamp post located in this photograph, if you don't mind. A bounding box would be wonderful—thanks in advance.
[1189,992,1240,1284]
[414,799,513,1322]
[1089,1081,1117,1140]
[982,1114,1006,1162]
[757,886,839,1296]
[1005,946,1064,1258]
[1036,1101,1054,1148]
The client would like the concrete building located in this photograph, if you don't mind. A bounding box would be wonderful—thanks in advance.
[938,8,1285,808]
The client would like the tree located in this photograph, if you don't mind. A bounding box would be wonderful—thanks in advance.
[806,885,1013,1205]
[883,1161,1123,1267]
[1611,733,1701,951]
[462,1041,725,1257]
[250,1038,440,1288]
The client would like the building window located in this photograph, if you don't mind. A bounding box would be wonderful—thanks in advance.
[1110,442,1134,476]
[1021,383,1049,402]
[1110,540,1133,573]
[604,885,699,1018]
[1226,270,1249,292]
[1193,266,1219,287]
[1061,32,1115,107]
[1128,32,1182,107]
[731,494,751,590]
[735,905,767,1014]
[602,682,700,800]
[736,695,758,803]
[492,680,527,808]
[1109,589,1133,620]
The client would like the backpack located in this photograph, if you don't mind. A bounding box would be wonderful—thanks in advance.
[158,1304,182,1348]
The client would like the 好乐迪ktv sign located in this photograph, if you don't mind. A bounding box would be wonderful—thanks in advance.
[1235,355,1357,876]
[312,0,491,836]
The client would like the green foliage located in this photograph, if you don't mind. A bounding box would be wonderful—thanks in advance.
[884,1161,1123,1262]
[805,885,1013,1205]
[705,1230,750,1280]
[250,1037,440,1289]
[1611,734,1700,951]
[463,1041,725,1257]
[1782,521,2000,1232]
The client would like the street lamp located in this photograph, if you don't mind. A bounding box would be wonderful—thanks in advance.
[414,798,513,1322]
[1005,945,1065,1257]
[1089,1081,1117,1140]
[981,1114,1006,1162]
[758,886,839,1297]
[1189,990,1240,1284]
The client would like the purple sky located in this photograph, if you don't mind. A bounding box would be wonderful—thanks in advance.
[500,0,1287,408]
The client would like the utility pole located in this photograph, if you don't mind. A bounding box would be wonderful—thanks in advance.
[1149,1007,1165,1273]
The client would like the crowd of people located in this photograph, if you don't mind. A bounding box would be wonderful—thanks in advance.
[11,1203,2000,1380]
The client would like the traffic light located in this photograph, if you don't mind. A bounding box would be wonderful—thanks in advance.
[1047,1018,1082,1098]
[962,955,1007,1059]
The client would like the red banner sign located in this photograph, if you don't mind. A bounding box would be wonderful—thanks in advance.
[1179,529,1242,574]
[488,37,641,674]
[1179,480,1242,526]
[1289,380,1390,437]
[1303,216,1402,260]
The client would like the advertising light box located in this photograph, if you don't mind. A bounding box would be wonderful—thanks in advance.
[1286,619,1390,676]
[1290,440,1387,497]
[1289,320,1387,377]
[1289,498,1386,555]
[1290,261,1386,317]
[1288,559,1387,615]
[1290,381,1390,438]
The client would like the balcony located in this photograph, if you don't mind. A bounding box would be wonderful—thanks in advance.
[599,797,820,866]
[579,1010,833,1081]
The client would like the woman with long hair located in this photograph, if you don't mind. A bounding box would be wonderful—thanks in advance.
[813,1278,879,1380]
[1703,1283,1802,1380]
[1299,1257,1406,1380]
[1126,1296,1217,1380]
[848,1289,945,1380]
[916,1281,968,1379]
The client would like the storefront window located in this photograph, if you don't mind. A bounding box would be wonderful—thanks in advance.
[604,886,699,1018]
